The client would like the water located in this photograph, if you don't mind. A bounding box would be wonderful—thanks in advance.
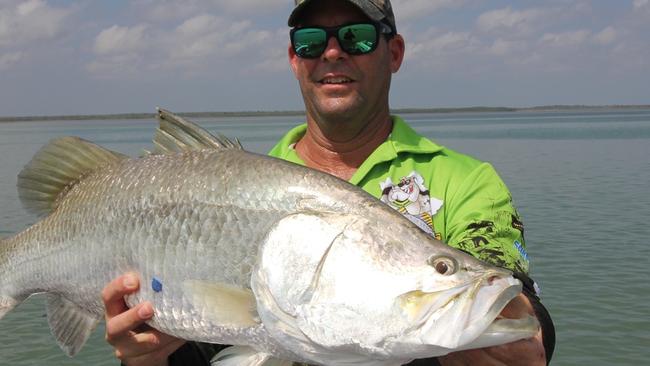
[1,110,648,365]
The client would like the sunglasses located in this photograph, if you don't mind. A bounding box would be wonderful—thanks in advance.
[290,22,393,59]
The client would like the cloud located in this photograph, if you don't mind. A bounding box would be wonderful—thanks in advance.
[168,16,260,62]
[539,30,591,47]
[128,0,202,21]
[0,0,71,47]
[88,12,285,78]
[252,34,290,73]
[3,0,649,115]
[215,0,287,15]
[93,25,150,56]
[129,0,287,22]
[88,24,152,76]
[89,23,156,76]
[401,0,640,77]
[476,6,548,36]
[592,26,617,45]
[405,28,480,71]
[392,0,464,21]
[425,31,476,53]
[0,51,23,70]
[487,38,526,56]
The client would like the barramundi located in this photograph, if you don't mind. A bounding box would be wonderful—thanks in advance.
[0,109,538,366]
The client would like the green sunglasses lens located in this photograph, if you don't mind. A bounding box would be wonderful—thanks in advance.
[292,23,380,58]
[338,24,378,55]
[293,28,327,58]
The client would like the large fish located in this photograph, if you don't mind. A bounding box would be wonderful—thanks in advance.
[0,109,538,366]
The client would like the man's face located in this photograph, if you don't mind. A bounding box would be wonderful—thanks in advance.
[288,0,404,137]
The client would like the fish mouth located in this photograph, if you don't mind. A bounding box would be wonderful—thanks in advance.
[400,270,538,349]
[456,272,530,343]
[462,313,539,351]
[399,270,510,322]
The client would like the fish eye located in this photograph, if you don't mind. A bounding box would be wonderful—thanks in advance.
[428,256,457,276]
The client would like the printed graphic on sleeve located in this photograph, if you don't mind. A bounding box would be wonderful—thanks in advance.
[380,171,443,240]
[454,213,530,274]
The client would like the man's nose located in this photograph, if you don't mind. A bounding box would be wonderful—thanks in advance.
[321,36,347,61]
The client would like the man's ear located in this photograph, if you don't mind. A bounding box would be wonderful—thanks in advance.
[388,34,405,73]
[288,42,299,78]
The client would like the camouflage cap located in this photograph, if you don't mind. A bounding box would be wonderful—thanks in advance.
[288,0,396,34]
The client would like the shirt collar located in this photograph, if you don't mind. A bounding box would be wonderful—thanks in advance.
[273,116,442,153]
[348,116,443,184]
[268,115,444,183]
[387,115,443,155]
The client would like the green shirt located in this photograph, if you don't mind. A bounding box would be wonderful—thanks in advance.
[269,116,530,274]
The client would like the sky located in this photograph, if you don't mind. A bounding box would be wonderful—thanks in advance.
[0,0,649,116]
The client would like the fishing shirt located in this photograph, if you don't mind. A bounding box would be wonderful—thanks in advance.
[164,117,556,366]
[268,116,530,274]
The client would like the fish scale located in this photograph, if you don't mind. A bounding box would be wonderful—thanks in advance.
[0,109,538,366]
[5,150,288,342]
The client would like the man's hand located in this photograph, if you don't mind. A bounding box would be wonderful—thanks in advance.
[102,273,186,366]
[438,294,546,366]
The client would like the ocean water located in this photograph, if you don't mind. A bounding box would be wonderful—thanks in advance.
[0,110,648,365]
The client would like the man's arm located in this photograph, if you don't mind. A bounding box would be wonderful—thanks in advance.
[436,163,555,365]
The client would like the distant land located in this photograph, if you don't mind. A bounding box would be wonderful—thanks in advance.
[1,104,649,123]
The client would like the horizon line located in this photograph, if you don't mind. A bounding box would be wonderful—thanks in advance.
[1,104,649,123]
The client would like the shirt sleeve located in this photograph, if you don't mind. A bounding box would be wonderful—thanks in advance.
[443,163,530,274]
[166,342,227,366]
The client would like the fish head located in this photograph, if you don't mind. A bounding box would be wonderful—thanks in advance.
[252,211,538,363]
[367,218,539,358]
[390,255,535,357]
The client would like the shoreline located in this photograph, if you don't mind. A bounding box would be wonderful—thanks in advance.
[1,104,649,123]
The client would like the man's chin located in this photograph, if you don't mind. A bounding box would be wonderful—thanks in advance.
[312,103,362,121]
[311,91,362,111]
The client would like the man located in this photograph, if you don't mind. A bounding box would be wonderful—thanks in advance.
[102,0,555,365]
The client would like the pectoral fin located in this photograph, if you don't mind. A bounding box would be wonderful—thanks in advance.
[183,280,260,328]
[210,346,293,366]
[46,294,101,356]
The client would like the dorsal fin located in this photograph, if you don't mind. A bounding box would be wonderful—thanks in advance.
[17,136,128,216]
[153,108,243,154]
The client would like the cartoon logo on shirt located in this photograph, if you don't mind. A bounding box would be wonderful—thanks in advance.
[380,171,443,240]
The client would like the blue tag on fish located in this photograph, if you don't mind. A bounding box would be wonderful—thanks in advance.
[152,277,163,293]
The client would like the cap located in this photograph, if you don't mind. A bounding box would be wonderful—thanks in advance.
[288,0,396,34]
